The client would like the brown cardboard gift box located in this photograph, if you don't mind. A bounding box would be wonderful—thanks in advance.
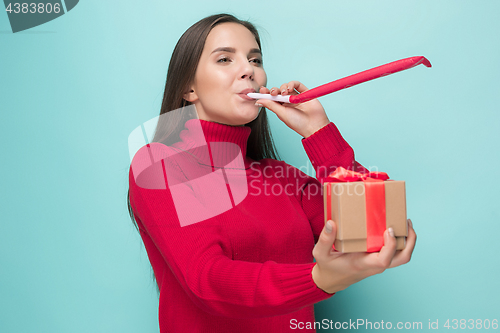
[323,179,408,253]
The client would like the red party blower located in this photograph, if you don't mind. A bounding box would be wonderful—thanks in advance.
[247,56,432,103]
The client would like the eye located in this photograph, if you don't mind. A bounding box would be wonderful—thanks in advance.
[217,57,231,63]
[250,58,262,65]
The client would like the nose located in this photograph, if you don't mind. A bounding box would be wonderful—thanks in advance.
[239,60,254,81]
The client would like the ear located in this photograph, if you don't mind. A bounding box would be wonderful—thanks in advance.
[183,86,198,103]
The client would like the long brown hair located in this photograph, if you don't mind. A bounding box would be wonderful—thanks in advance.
[127,14,281,291]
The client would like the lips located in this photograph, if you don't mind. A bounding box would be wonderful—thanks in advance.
[237,88,256,101]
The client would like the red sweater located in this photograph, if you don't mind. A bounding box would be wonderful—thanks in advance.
[128,118,366,332]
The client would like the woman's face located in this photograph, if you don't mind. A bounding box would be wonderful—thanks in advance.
[185,22,267,126]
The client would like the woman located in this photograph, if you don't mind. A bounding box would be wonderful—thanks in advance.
[127,13,416,332]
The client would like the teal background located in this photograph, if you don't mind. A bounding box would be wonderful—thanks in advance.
[1,1,499,332]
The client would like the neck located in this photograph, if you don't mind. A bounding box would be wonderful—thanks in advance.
[171,118,252,168]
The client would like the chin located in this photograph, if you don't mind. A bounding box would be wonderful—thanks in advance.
[233,108,260,126]
[206,104,260,126]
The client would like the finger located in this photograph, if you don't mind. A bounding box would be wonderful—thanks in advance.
[280,83,289,95]
[371,228,397,269]
[284,81,309,95]
[255,98,289,121]
[312,220,337,260]
[390,219,417,268]
[269,87,280,96]
[259,86,270,94]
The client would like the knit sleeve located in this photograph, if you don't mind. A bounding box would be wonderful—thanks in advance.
[288,122,368,242]
[129,143,333,319]
[301,122,368,179]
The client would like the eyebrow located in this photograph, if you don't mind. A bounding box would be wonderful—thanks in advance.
[211,47,262,55]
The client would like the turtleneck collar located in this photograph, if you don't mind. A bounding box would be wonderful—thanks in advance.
[171,119,252,169]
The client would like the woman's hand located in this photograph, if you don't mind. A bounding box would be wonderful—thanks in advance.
[311,219,417,294]
[256,81,330,138]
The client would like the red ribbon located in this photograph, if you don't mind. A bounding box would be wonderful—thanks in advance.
[324,167,389,252]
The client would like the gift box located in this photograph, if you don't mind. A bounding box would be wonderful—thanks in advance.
[322,167,407,253]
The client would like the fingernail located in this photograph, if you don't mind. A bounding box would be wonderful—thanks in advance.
[281,89,286,95]
[255,102,263,107]
[388,228,395,238]
[408,219,413,228]
[325,221,333,233]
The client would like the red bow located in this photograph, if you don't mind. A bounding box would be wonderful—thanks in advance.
[323,167,389,183]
